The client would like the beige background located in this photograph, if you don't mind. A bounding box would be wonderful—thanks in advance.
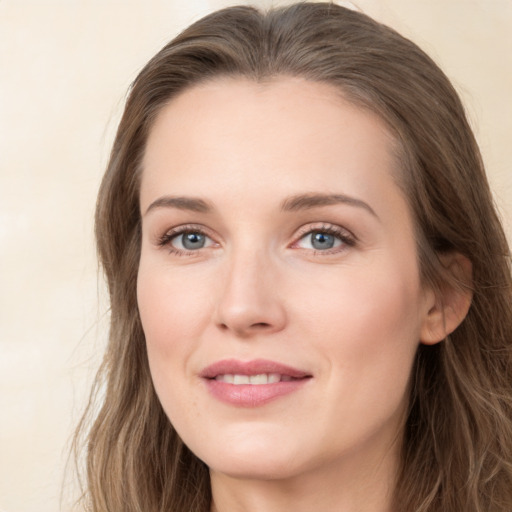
[0,1,510,511]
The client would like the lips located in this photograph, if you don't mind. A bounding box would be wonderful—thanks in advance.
[200,359,312,407]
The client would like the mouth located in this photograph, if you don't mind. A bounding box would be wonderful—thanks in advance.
[200,358,312,381]
[213,373,300,384]
[200,359,312,407]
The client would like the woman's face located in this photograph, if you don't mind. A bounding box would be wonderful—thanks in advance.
[137,77,435,482]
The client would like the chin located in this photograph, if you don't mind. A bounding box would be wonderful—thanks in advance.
[186,424,309,481]
[207,452,304,481]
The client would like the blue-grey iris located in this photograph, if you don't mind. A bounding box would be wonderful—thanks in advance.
[182,232,206,250]
[311,232,335,250]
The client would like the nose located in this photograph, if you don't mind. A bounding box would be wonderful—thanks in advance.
[213,249,287,338]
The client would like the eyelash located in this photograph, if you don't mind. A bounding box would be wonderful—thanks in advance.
[292,223,356,255]
[157,223,356,257]
[157,224,216,257]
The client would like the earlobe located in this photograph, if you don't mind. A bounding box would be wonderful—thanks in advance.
[420,253,473,345]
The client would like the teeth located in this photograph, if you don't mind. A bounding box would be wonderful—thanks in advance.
[233,374,250,385]
[214,373,287,385]
[249,374,267,384]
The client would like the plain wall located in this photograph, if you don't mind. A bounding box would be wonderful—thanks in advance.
[0,1,510,511]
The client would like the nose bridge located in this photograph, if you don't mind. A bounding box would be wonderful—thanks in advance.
[214,239,286,336]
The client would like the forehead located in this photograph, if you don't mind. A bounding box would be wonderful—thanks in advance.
[141,77,402,200]
[145,77,396,154]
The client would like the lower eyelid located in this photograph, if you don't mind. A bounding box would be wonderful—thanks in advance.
[295,237,350,253]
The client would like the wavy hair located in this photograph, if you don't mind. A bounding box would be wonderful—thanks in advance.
[73,3,512,511]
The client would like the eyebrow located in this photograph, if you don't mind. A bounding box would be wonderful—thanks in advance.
[144,196,212,215]
[144,192,378,219]
[281,193,378,218]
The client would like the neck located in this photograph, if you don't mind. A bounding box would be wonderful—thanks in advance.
[210,441,399,512]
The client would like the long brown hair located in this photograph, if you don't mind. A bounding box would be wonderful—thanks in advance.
[73,3,512,511]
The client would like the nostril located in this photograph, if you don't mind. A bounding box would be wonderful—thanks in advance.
[251,322,271,329]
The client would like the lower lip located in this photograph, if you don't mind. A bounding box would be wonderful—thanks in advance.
[204,379,310,407]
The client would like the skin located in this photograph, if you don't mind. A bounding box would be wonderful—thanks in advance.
[137,77,444,512]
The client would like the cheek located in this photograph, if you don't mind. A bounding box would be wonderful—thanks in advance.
[137,264,211,424]
[299,254,422,335]
[136,262,212,418]
[137,262,212,356]
[297,257,423,398]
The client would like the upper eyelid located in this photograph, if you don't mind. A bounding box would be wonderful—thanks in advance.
[293,222,356,240]
[161,223,215,237]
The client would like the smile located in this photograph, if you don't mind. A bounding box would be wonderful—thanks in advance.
[214,373,297,384]
[200,359,312,407]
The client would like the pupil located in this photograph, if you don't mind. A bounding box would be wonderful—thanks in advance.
[311,232,334,250]
[182,232,205,250]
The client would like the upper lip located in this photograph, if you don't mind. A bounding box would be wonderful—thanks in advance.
[199,358,311,379]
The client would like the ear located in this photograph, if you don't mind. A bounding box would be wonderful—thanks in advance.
[420,252,473,345]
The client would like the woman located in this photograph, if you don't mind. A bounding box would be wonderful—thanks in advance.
[74,3,512,511]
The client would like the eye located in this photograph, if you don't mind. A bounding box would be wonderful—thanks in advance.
[172,231,211,250]
[157,226,217,255]
[301,231,342,250]
[293,224,356,254]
